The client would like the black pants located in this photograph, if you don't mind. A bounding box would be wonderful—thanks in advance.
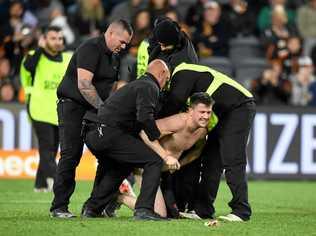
[160,157,201,217]
[194,101,256,220]
[32,120,59,188]
[83,124,163,213]
[174,157,201,211]
[50,99,86,211]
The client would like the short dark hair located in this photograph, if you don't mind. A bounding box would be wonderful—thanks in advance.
[189,92,214,107]
[43,25,62,35]
[114,19,134,36]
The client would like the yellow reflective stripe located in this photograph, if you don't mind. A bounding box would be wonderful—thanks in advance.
[206,79,223,96]
[27,50,35,56]
[172,62,209,76]
[208,112,218,131]
[172,63,253,98]
[136,40,150,79]
[208,67,253,97]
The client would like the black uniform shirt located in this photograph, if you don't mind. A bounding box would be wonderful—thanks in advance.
[161,70,255,118]
[97,73,161,141]
[148,32,198,72]
[57,35,120,108]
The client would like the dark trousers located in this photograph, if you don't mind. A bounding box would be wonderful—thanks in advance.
[83,124,163,213]
[32,120,59,188]
[174,157,201,211]
[160,157,201,217]
[50,99,86,211]
[194,101,256,220]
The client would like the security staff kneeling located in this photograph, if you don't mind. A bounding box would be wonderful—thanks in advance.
[81,59,180,220]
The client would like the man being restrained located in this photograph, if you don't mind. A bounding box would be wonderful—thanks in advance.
[118,92,215,217]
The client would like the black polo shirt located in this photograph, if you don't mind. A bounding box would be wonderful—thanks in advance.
[97,73,161,141]
[148,32,198,72]
[57,35,120,108]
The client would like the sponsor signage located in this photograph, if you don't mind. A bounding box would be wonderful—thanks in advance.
[0,104,315,179]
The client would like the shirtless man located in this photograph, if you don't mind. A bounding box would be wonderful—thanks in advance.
[118,92,214,217]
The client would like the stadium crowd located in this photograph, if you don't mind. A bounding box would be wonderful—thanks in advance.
[0,0,316,106]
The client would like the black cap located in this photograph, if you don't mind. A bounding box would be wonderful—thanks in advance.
[153,19,180,46]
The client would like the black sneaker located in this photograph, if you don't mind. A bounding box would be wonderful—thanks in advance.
[81,207,101,218]
[134,209,169,221]
[50,208,76,218]
[101,200,121,217]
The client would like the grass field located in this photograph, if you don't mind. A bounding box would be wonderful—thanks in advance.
[0,180,315,236]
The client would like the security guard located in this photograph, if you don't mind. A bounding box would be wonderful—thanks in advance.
[136,17,198,78]
[81,59,180,220]
[162,63,256,221]
[20,26,71,192]
[134,17,199,217]
[50,20,133,218]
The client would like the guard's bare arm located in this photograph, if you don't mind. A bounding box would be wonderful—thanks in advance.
[139,130,180,170]
[77,68,103,109]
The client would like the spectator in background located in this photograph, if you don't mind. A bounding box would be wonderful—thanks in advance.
[290,56,315,106]
[34,0,64,27]
[0,58,11,82]
[148,0,170,27]
[222,0,256,38]
[8,0,38,28]
[0,81,16,102]
[193,1,230,58]
[257,0,296,33]
[262,5,299,75]
[2,0,38,73]
[282,36,302,76]
[185,0,208,28]
[129,9,151,57]
[0,58,16,102]
[108,0,145,23]
[297,0,316,56]
[251,64,292,105]
[50,8,75,46]
[72,0,106,38]
[118,9,151,83]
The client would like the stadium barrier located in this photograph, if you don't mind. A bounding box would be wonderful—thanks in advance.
[0,103,315,180]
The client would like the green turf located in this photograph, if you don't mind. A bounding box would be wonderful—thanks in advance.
[0,180,315,236]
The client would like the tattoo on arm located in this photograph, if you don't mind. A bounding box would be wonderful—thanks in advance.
[78,78,103,109]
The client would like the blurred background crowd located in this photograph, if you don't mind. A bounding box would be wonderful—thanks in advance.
[0,0,316,106]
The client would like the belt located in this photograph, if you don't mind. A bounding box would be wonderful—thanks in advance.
[84,122,108,131]
[81,120,109,138]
